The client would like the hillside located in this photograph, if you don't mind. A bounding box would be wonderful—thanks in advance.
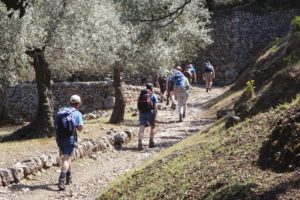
[233,18,300,120]
[98,97,299,200]
[98,20,300,200]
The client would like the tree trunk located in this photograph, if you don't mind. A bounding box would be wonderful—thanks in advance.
[3,48,55,141]
[109,65,125,124]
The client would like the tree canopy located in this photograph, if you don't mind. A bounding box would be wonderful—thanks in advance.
[0,0,212,85]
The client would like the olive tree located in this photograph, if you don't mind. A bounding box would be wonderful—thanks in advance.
[107,0,212,123]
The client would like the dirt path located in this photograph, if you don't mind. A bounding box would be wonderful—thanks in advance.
[0,86,229,200]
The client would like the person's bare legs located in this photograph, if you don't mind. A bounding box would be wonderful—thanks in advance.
[170,91,176,110]
[149,124,156,147]
[182,92,189,118]
[138,125,145,150]
[58,154,71,190]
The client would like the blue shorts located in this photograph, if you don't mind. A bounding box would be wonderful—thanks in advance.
[58,136,76,156]
[139,111,154,127]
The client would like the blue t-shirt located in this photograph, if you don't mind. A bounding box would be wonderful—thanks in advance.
[55,107,83,144]
[189,64,196,74]
[151,93,158,105]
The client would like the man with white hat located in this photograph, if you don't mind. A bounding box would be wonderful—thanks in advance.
[54,94,84,190]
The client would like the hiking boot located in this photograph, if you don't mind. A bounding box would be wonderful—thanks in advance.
[66,175,72,185]
[171,103,176,110]
[58,177,65,190]
[179,114,183,122]
[206,88,209,92]
[138,141,143,151]
[149,139,156,148]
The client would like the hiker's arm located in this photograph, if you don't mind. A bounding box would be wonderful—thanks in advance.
[76,125,83,132]
[153,104,158,121]
[76,113,84,132]
[212,67,216,79]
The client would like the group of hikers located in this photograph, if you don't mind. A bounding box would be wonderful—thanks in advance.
[137,61,215,150]
[54,61,215,190]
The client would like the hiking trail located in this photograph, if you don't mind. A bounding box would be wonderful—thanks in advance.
[0,86,228,200]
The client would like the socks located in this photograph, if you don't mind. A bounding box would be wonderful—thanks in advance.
[66,170,71,177]
[59,172,66,180]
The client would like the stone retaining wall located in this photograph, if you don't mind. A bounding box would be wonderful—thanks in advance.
[199,8,300,85]
[5,81,143,120]
[0,129,135,187]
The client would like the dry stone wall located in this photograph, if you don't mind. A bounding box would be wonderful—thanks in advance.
[198,8,300,85]
[0,128,135,187]
[5,81,143,120]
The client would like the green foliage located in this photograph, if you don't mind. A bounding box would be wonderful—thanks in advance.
[292,16,300,30]
[245,80,255,95]
[282,54,298,65]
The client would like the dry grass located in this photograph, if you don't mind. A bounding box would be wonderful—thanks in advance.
[0,109,138,168]
[98,96,300,200]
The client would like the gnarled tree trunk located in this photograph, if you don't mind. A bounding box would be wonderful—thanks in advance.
[109,65,125,124]
[3,47,55,141]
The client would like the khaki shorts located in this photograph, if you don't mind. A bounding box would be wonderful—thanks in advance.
[204,72,213,81]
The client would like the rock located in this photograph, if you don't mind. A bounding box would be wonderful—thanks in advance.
[225,115,241,129]
[89,154,97,160]
[216,109,232,119]
[33,157,43,170]
[21,188,30,193]
[113,132,128,147]
[124,129,134,140]
[104,96,115,109]
[84,113,98,120]
[0,169,14,186]
[39,155,53,168]
[10,167,24,183]
[21,159,38,174]
[48,155,58,166]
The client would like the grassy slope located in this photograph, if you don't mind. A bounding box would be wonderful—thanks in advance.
[98,95,300,200]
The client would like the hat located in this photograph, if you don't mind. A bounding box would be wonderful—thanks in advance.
[70,95,81,103]
[146,83,153,90]
[176,66,182,71]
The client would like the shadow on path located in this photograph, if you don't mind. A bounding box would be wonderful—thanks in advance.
[9,183,59,192]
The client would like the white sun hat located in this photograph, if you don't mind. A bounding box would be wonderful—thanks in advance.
[70,95,81,103]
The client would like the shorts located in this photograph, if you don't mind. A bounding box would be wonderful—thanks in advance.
[204,72,213,81]
[58,136,76,156]
[167,81,174,93]
[139,111,155,127]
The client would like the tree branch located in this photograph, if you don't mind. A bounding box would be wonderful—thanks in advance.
[139,0,191,22]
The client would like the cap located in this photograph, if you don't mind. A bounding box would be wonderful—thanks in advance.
[176,66,182,71]
[146,83,153,90]
[70,95,81,103]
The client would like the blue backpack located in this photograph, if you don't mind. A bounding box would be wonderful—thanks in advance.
[204,62,213,73]
[55,108,77,138]
[173,71,186,93]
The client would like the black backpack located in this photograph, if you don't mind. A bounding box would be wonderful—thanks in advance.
[55,108,77,138]
[137,90,153,113]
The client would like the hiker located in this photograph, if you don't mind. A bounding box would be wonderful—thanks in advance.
[54,95,84,190]
[183,65,192,84]
[166,70,176,110]
[137,83,158,150]
[173,66,190,122]
[157,75,167,103]
[202,60,215,92]
[188,63,197,84]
